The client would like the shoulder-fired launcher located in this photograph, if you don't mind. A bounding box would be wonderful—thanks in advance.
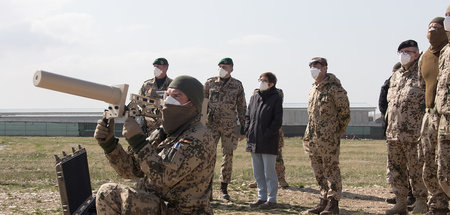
[33,70,163,120]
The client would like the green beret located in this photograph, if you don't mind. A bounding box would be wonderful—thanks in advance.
[430,17,445,26]
[218,57,233,65]
[153,58,169,65]
[168,75,204,112]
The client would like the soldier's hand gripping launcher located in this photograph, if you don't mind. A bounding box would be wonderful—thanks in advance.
[33,70,163,121]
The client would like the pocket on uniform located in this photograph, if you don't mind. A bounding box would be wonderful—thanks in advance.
[209,89,219,103]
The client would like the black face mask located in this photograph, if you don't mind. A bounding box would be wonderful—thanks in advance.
[161,104,196,134]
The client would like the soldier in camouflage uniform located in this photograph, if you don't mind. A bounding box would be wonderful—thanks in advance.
[385,40,428,215]
[138,57,173,135]
[303,57,350,215]
[436,4,450,205]
[249,89,289,189]
[94,76,216,215]
[419,17,449,215]
[204,57,246,200]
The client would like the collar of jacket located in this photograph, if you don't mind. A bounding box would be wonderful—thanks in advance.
[315,73,340,88]
[258,87,278,97]
[215,76,232,82]
[399,59,419,75]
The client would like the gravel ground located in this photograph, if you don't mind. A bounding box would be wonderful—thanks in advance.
[0,184,394,214]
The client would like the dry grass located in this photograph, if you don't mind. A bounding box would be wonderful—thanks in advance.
[0,136,392,214]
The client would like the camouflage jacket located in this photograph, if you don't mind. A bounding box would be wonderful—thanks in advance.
[139,76,173,97]
[104,116,216,214]
[436,44,450,115]
[386,60,425,142]
[303,73,350,144]
[204,76,246,132]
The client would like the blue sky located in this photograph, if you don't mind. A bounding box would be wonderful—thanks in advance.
[1,0,449,110]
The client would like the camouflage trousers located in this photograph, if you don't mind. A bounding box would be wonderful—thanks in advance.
[208,120,239,183]
[386,140,427,200]
[276,129,286,182]
[386,157,393,186]
[421,111,448,209]
[305,140,342,200]
[438,114,450,198]
[96,183,163,215]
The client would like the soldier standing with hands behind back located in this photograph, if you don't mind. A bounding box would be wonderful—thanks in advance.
[204,57,247,200]
[385,40,427,214]
[303,57,350,215]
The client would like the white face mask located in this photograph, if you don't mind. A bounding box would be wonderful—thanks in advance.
[164,96,181,106]
[154,67,163,77]
[219,67,228,78]
[259,81,269,91]
[399,52,411,66]
[310,67,321,80]
[444,16,450,32]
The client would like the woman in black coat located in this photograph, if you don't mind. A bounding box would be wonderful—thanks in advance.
[245,72,283,209]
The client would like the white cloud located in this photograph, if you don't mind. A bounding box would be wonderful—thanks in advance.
[0,0,71,29]
[228,34,282,46]
[30,13,95,44]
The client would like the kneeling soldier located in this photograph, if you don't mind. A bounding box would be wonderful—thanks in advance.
[94,76,216,214]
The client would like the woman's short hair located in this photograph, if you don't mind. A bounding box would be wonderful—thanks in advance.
[260,72,277,87]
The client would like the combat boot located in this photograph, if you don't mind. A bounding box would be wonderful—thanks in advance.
[320,197,339,215]
[385,197,407,215]
[220,182,230,200]
[307,198,328,214]
[279,179,289,189]
[411,198,427,214]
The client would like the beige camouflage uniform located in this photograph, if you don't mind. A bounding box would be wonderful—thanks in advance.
[436,44,450,198]
[204,76,246,183]
[138,77,173,134]
[419,49,449,210]
[385,60,428,201]
[96,116,216,215]
[303,73,350,201]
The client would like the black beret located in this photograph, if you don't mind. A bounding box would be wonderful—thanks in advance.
[397,40,418,52]
[153,58,169,65]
